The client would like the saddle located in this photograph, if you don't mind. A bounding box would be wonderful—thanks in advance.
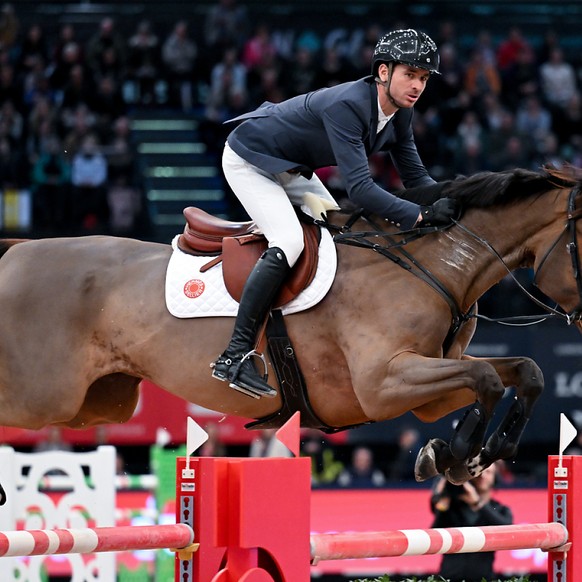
[177,207,321,307]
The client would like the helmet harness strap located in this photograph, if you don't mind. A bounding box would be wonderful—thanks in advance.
[375,62,399,109]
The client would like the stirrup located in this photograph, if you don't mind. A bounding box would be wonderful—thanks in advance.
[228,350,273,399]
[211,350,275,399]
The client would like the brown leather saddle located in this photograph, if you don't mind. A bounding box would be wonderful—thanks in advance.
[177,207,321,307]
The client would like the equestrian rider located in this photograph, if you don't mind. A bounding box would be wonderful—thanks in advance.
[211,29,458,399]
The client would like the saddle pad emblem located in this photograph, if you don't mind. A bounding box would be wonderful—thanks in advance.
[184,279,205,298]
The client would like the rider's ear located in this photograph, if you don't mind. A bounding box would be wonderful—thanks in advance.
[377,63,388,81]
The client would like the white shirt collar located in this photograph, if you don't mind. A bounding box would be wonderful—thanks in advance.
[377,95,395,133]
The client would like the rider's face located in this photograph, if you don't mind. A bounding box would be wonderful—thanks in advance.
[378,63,430,111]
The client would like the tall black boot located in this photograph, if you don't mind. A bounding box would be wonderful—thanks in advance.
[211,247,290,398]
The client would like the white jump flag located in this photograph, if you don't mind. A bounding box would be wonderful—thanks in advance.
[184,417,209,476]
[556,412,578,477]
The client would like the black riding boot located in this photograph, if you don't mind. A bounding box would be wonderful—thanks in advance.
[211,247,290,398]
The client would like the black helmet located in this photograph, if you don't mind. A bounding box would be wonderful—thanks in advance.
[372,29,440,75]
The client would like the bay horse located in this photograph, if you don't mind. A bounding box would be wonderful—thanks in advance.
[0,165,580,502]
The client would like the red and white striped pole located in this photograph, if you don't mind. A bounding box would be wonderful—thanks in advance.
[0,524,194,558]
[310,522,567,562]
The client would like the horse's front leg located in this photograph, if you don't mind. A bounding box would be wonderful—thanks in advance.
[444,355,544,484]
[355,353,506,481]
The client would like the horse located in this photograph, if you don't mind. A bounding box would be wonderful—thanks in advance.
[0,165,580,503]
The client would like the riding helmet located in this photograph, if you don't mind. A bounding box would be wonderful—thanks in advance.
[372,29,440,75]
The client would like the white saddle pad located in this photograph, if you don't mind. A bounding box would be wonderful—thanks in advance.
[165,228,337,318]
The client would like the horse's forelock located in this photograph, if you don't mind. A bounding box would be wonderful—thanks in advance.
[444,167,577,209]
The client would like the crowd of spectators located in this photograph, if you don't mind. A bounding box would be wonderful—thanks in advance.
[1,3,582,249]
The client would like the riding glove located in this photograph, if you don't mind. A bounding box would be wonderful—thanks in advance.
[420,198,458,226]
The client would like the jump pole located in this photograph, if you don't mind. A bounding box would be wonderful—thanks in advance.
[0,524,194,557]
[173,413,577,582]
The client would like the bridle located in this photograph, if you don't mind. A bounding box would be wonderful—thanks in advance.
[532,185,582,324]
[453,185,582,326]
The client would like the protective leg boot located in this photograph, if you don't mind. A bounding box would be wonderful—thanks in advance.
[211,247,290,398]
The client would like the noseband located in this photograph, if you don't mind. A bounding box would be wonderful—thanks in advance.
[534,186,582,324]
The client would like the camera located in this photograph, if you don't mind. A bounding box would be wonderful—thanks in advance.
[444,481,464,498]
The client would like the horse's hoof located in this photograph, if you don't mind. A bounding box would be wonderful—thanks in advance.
[414,438,447,482]
[445,463,473,485]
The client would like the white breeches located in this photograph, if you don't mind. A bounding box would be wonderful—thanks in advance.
[222,142,336,267]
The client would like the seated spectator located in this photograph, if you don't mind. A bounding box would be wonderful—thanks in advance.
[0,63,23,111]
[90,75,127,141]
[127,19,160,105]
[49,31,84,97]
[70,133,108,231]
[107,173,141,234]
[452,110,487,173]
[496,26,534,74]
[420,43,463,114]
[316,45,355,88]
[104,115,135,182]
[198,422,227,457]
[242,22,277,74]
[338,446,386,488]
[464,49,501,112]
[0,3,19,55]
[539,47,577,114]
[284,45,319,97]
[388,427,421,482]
[204,0,250,66]
[22,59,55,113]
[61,103,98,159]
[554,91,582,152]
[205,46,247,122]
[502,45,539,111]
[161,20,198,111]
[515,96,552,142]
[85,17,127,84]
[30,133,71,232]
[0,98,23,145]
[0,133,26,189]
[15,23,49,81]
[249,429,292,458]
[60,63,94,115]
[301,428,343,487]
[25,94,57,159]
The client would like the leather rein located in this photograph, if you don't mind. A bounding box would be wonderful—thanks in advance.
[328,186,582,349]
[330,215,472,353]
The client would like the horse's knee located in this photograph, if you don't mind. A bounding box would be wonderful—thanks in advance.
[516,357,544,398]
[469,360,505,408]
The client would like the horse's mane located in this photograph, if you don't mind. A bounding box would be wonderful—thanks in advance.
[442,165,582,209]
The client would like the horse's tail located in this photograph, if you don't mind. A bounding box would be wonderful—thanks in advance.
[0,238,29,260]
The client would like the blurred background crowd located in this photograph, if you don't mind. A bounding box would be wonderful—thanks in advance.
[3,0,582,485]
[3,0,582,237]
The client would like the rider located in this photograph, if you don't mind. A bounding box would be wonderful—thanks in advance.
[211,28,458,398]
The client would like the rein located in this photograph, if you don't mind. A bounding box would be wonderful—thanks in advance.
[329,214,473,352]
[328,185,582,332]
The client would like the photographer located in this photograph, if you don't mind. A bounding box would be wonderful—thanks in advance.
[430,462,512,582]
